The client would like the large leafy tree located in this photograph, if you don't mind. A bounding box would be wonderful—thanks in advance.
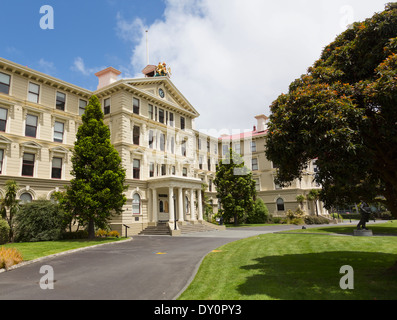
[214,149,256,225]
[265,3,397,217]
[60,95,127,239]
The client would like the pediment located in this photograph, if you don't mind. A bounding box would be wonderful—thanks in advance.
[0,134,12,145]
[124,77,200,118]
[20,141,43,149]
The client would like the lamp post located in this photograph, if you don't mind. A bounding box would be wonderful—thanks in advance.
[173,195,177,230]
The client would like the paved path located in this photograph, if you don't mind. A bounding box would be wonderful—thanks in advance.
[0,221,385,300]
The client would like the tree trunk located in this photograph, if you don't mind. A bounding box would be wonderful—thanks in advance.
[88,219,95,239]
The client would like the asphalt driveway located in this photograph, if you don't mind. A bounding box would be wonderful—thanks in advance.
[0,222,373,300]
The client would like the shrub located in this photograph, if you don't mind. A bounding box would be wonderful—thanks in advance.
[290,217,305,225]
[108,230,120,238]
[0,247,23,270]
[61,230,89,239]
[246,198,270,224]
[304,216,330,225]
[95,229,108,238]
[0,219,10,245]
[14,200,67,242]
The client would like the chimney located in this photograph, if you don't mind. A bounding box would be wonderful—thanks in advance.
[95,67,121,90]
[255,114,269,132]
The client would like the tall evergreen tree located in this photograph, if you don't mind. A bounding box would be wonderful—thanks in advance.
[61,95,127,239]
[214,149,256,225]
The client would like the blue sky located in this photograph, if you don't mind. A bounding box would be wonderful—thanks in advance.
[0,0,389,132]
[0,0,165,89]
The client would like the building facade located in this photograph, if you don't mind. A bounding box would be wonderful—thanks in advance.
[0,57,327,236]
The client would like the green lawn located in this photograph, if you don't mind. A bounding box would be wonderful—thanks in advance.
[2,238,125,262]
[178,223,397,300]
[286,221,397,236]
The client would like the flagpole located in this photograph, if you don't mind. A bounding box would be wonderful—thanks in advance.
[146,30,149,65]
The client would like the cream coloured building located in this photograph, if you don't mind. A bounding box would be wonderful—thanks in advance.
[0,57,327,236]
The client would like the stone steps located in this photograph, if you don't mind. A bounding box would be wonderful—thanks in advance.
[139,223,171,236]
[179,222,217,234]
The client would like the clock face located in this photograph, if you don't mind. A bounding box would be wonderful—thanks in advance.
[159,88,165,98]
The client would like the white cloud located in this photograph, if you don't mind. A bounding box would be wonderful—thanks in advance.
[117,0,387,133]
[71,57,106,76]
[38,58,56,76]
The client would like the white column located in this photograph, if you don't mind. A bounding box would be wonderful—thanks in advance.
[152,188,158,223]
[169,187,175,223]
[190,189,196,221]
[178,188,184,222]
[197,188,203,221]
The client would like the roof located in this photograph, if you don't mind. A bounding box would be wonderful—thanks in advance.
[219,129,268,141]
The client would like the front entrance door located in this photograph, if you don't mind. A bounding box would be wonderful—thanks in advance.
[158,198,170,222]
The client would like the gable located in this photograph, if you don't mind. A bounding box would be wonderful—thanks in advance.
[124,77,200,118]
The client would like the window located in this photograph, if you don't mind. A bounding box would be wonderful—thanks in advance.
[56,92,66,111]
[234,143,241,154]
[169,112,174,127]
[207,140,210,153]
[159,108,164,123]
[0,108,7,132]
[199,156,203,170]
[51,157,62,179]
[180,116,185,130]
[181,140,187,157]
[197,138,201,150]
[160,133,165,151]
[148,104,153,120]
[133,126,140,145]
[155,106,158,121]
[0,149,4,174]
[22,153,35,177]
[149,163,155,178]
[148,130,154,149]
[25,114,38,138]
[277,198,285,211]
[222,144,229,156]
[133,159,140,179]
[0,72,10,95]
[20,193,33,204]
[28,83,40,103]
[79,99,87,116]
[104,98,110,115]
[171,166,176,175]
[252,158,259,171]
[274,179,282,190]
[209,179,212,192]
[182,167,188,177]
[54,121,64,143]
[133,98,140,115]
[161,164,166,176]
[133,193,141,214]
[207,158,211,171]
[255,178,260,191]
[251,141,257,153]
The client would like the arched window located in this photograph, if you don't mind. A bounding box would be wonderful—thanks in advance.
[276,198,285,211]
[20,192,33,204]
[132,193,141,215]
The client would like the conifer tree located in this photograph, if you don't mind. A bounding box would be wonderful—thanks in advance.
[61,95,126,239]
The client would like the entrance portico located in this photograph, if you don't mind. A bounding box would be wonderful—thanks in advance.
[148,176,204,224]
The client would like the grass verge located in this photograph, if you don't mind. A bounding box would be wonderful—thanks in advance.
[178,223,397,300]
[2,237,126,262]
